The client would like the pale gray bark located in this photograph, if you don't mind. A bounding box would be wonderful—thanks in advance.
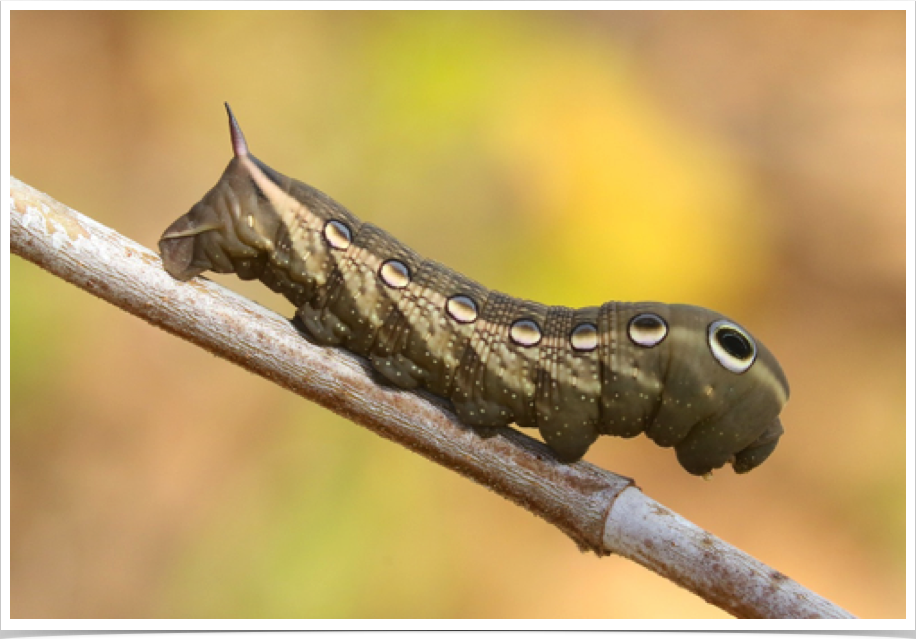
[9,176,854,619]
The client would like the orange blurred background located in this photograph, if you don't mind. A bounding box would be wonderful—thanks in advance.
[9,10,906,619]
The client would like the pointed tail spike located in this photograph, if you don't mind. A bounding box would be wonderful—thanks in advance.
[225,102,249,157]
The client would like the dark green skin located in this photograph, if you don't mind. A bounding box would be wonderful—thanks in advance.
[160,107,789,476]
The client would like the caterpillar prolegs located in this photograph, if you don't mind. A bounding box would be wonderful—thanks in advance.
[159,105,789,476]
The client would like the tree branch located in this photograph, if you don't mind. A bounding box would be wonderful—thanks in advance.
[8,176,854,619]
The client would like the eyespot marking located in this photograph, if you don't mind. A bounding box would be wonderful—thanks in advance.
[628,313,668,347]
[708,319,757,373]
[510,319,542,347]
[570,322,598,352]
[380,259,410,289]
[447,295,478,323]
[323,220,352,250]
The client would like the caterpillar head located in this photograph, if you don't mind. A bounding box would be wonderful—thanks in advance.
[649,305,789,476]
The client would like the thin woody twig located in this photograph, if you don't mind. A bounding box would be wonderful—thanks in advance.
[8,176,854,619]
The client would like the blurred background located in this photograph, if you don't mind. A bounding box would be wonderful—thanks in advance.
[9,10,905,619]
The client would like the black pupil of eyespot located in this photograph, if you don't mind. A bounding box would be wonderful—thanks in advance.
[634,316,661,329]
[717,328,752,359]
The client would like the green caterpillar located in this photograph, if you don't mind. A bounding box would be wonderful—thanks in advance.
[159,105,789,476]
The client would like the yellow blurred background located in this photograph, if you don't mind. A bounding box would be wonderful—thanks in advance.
[9,10,905,619]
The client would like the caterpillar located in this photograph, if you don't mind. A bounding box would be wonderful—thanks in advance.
[159,104,789,477]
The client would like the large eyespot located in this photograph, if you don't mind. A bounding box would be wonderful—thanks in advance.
[628,313,668,347]
[708,319,757,374]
